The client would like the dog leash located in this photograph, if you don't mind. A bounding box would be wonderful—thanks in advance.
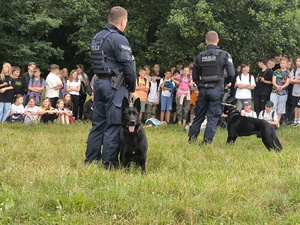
[129,97,134,107]
[221,102,237,108]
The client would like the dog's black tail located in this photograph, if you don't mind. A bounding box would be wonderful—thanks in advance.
[271,132,282,151]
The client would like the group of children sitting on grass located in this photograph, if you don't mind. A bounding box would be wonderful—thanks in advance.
[9,93,94,124]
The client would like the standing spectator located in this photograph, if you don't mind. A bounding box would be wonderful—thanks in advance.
[27,67,46,106]
[171,70,180,124]
[258,101,279,129]
[189,84,199,125]
[267,58,276,70]
[254,58,273,116]
[76,64,89,120]
[176,60,184,74]
[60,68,69,97]
[241,101,257,118]
[0,62,14,122]
[285,59,295,123]
[45,64,63,108]
[234,64,256,111]
[146,73,159,119]
[11,66,24,98]
[83,92,94,122]
[134,68,149,120]
[85,6,136,168]
[144,65,151,81]
[188,30,235,144]
[272,53,282,71]
[289,56,300,126]
[270,57,290,124]
[24,97,39,124]
[153,64,164,80]
[172,66,194,127]
[21,62,36,106]
[159,69,174,123]
[66,69,81,120]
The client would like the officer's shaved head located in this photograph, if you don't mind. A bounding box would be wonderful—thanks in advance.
[205,31,219,44]
[108,6,128,23]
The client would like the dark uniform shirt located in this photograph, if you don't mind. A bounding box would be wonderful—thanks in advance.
[91,23,136,92]
[192,45,235,89]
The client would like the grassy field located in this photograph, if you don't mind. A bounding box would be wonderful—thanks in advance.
[1,122,300,224]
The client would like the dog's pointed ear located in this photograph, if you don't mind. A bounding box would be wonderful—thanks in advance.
[122,97,129,110]
[134,98,141,113]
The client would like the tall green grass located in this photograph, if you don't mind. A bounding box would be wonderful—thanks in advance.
[0,122,300,224]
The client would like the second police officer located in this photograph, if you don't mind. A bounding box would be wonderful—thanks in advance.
[188,31,235,144]
[85,6,136,168]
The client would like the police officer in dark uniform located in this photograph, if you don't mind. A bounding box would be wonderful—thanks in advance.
[85,6,136,168]
[188,31,235,144]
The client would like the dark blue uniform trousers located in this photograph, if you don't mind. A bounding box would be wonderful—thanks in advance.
[85,79,128,166]
[188,88,223,142]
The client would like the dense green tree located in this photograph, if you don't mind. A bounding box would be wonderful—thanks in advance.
[0,1,63,71]
[1,0,300,74]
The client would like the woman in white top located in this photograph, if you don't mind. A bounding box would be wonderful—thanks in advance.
[66,69,81,120]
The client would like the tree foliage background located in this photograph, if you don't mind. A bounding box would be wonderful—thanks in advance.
[1,0,300,75]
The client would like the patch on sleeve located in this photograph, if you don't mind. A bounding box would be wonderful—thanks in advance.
[227,53,233,64]
[119,44,132,53]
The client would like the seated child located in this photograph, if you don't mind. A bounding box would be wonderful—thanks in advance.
[241,101,257,118]
[55,99,72,125]
[258,100,279,129]
[9,94,25,123]
[83,93,94,122]
[144,117,167,127]
[38,97,56,124]
[24,97,39,124]
[63,93,75,123]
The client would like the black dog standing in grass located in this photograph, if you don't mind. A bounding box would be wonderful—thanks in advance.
[224,104,282,151]
[120,97,148,174]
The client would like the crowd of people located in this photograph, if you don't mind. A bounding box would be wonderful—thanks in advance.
[1,52,299,129]
[0,62,94,124]
[113,52,298,131]
[231,53,300,129]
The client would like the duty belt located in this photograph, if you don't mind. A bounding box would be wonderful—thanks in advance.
[95,74,113,80]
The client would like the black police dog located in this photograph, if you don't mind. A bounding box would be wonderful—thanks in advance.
[224,104,282,151]
[120,97,148,174]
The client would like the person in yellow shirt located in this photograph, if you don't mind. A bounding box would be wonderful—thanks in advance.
[134,68,149,120]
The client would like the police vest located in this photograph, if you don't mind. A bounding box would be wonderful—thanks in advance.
[91,28,122,74]
[198,50,223,86]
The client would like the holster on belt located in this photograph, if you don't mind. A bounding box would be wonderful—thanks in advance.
[198,83,216,88]
[111,69,124,90]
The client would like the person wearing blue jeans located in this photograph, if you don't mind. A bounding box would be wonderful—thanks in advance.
[0,62,14,122]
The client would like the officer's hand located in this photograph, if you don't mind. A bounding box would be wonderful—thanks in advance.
[129,92,134,98]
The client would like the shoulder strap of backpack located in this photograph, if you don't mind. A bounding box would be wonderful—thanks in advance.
[262,110,265,117]
[180,74,191,83]
[180,74,183,83]
[239,74,252,84]
[272,111,275,120]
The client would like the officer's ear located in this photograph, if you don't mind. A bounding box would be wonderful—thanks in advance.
[120,17,128,31]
